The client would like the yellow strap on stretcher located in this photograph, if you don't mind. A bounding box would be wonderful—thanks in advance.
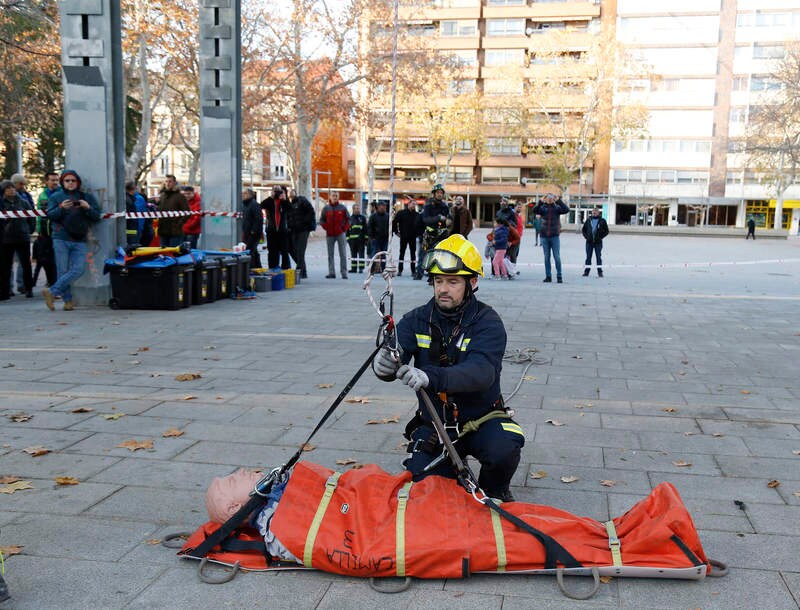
[490,505,507,572]
[395,481,413,576]
[303,471,342,567]
[604,520,623,567]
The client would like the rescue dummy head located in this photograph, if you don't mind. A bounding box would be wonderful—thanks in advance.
[205,468,262,523]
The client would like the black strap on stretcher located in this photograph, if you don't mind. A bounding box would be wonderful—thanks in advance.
[416,389,581,571]
[185,341,385,563]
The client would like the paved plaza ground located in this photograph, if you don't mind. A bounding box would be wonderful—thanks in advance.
[1,230,799,609]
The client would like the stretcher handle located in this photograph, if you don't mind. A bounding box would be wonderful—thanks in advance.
[198,557,240,584]
[369,576,413,594]
[708,558,729,577]
[556,566,600,600]
[161,531,192,549]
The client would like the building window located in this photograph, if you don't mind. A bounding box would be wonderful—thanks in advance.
[440,19,477,37]
[727,140,746,153]
[752,44,784,59]
[487,138,521,155]
[484,78,523,95]
[482,167,521,184]
[750,76,782,91]
[729,107,747,124]
[732,75,749,91]
[447,79,476,95]
[486,18,525,37]
[676,171,708,184]
[484,48,525,66]
[487,0,524,5]
[442,168,473,183]
[450,50,477,67]
[406,21,437,37]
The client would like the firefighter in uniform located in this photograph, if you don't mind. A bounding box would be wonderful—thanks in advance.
[373,234,524,501]
[347,202,367,273]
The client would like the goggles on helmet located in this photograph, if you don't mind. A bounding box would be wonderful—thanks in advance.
[422,249,476,275]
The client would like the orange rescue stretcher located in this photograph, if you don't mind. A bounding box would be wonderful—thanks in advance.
[179,461,726,597]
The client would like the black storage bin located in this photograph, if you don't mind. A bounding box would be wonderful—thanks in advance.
[192,261,211,305]
[109,263,193,310]
[212,255,237,299]
[203,258,221,302]
[234,253,251,292]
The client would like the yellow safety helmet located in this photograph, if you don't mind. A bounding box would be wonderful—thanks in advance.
[422,234,484,277]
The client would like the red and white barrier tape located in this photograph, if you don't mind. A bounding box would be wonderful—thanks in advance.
[0,210,241,219]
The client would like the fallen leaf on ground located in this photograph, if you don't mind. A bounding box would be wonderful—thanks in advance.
[346,396,372,404]
[0,545,23,557]
[7,412,32,422]
[681,360,689,365]
[560,476,580,484]
[138,347,150,352]
[662,407,677,413]
[162,428,184,438]
[767,480,780,488]
[600,576,614,584]
[145,539,161,545]
[574,402,593,409]
[175,373,202,381]
[336,458,358,466]
[366,415,400,425]
[677,371,687,376]
[117,439,154,452]
[0,475,21,484]
[530,470,548,479]
[101,412,125,421]
[182,395,197,401]
[793,491,800,498]
[317,383,334,389]
[71,407,94,413]
[23,445,50,457]
[545,419,565,426]
[55,476,79,486]
[301,443,315,452]
[0,480,34,494]
[683,431,695,436]
[673,460,693,467]
[600,480,616,487]
[712,432,724,438]
[740,390,751,395]
[150,373,161,378]
[572,355,583,359]
[792,450,800,456]
[522,376,536,381]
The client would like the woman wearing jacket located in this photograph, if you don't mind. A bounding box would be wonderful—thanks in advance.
[0,180,35,300]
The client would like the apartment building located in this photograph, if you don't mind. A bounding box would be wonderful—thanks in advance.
[357,0,605,226]
[610,0,800,228]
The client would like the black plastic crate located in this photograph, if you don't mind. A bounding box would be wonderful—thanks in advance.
[193,259,215,305]
[212,255,237,299]
[109,264,193,310]
[234,253,251,292]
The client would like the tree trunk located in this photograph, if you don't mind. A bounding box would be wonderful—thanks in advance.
[125,36,153,181]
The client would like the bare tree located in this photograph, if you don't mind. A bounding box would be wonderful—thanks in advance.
[746,42,800,230]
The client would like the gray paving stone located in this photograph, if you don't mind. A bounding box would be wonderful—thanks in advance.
[175,440,298,467]
[0,427,92,451]
[745,503,800,536]
[0,555,164,610]
[648,473,786,505]
[515,486,610,521]
[1,410,95,429]
[617,567,797,610]
[87,485,207,526]
[716,455,800,480]
[541,396,633,414]
[697,418,800,440]
[603,448,722,476]
[140,400,252,422]
[723,407,800,425]
[523,442,604,467]
[697,530,800,572]
[88,458,234,491]
[126,567,331,610]
[444,573,620,606]
[522,463,651,495]
[0,451,119,480]
[534,424,641,449]
[4,513,157,562]
[66,412,192,436]
[782,572,800,608]
[601,413,702,434]
[49,397,163,414]
[1,478,121,516]
[63,431,196,461]
[637,430,751,456]
[0,395,67,411]
[630,402,728,419]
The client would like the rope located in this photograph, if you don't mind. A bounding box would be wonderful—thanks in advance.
[502,347,548,404]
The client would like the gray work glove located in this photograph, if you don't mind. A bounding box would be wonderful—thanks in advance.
[374,346,401,380]
[397,364,429,392]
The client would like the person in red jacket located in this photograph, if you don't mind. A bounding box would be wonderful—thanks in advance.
[319,191,350,279]
[181,186,202,249]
